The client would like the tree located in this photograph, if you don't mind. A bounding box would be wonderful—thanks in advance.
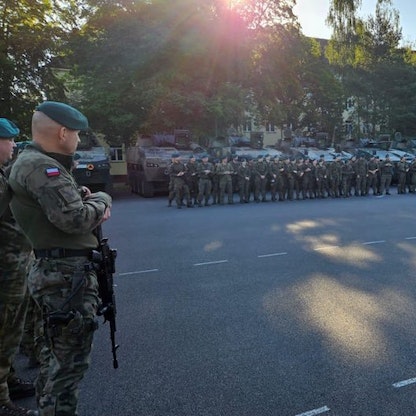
[69,0,257,142]
[326,0,416,137]
[0,0,87,134]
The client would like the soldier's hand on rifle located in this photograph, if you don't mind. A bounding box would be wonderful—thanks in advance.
[80,186,92,198]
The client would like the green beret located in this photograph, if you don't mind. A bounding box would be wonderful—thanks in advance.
[36,101,88,130]
[0,118,19,139]
[171,152,180,158]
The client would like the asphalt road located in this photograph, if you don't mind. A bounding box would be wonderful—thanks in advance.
[16,187,416,415]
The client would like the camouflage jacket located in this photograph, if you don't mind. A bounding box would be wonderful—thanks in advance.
[215,162,233,176]
[197,162,213,180]
[0,166,31,253]
[9,143,111,250]
[168,161,187,179]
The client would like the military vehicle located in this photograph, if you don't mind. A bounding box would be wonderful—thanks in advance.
[126,129,205,197]
[291,146,353,162]
[72,130,112,194]
[207,132,283,161]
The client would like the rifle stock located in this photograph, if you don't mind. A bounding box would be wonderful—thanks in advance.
[94,225,119,369]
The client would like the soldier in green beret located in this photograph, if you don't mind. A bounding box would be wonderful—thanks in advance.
[0,119,38,416]
[8,102,112,416]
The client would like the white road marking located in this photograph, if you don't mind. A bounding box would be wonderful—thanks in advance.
[257,252,287,258]
[405,237,416,240]
[362,240,386,245]
[118,269,159,276]
[313,246,339,251]
[392,377,416,388]
[295,406,330,416]
[193,260,228,266]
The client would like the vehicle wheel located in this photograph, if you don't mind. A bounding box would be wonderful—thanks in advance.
[141,180,154,198]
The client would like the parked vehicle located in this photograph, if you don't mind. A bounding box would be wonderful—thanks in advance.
[72,130,112,194]
[126,130,205,197]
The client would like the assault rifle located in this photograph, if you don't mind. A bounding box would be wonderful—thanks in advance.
[92,225,119,369]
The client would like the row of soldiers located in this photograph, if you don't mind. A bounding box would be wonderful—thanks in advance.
[167,151,415,208]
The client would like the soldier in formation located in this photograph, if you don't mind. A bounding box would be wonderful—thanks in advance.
[237,158,251,203]
[167,151,414,208]
[396,156,409,194]
[216,155,234,205]
[167,153,192,209]
[379,154,394,195]
[196,154,213,207]
[253,155,269,202]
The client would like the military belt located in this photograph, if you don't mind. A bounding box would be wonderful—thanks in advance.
[34,248,92,259]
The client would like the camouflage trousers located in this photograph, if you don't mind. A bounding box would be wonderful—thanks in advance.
[0,248,31,404]
[29,256,100,416]
[20,295,43,363]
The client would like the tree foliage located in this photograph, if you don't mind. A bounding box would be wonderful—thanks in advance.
[0,0,87,134]
[326,0,416,138]
[68,0,341,144]
[2,0,416,142]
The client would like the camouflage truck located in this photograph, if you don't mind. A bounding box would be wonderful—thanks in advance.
[126,130,205,197]
[72,130,112,194]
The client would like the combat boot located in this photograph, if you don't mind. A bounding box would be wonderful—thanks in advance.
[0,401,38,416]
[8,378,35,400]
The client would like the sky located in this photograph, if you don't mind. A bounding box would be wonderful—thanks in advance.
[293,0,416,45]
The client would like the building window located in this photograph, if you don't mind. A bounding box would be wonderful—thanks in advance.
[243,120,252,132]
[266,123,275,132]
[110,147,124,161]
[347,98,355,109]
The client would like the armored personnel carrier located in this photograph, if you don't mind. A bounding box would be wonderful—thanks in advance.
[207,132,283,161]
[72,130,112,194]
[126,129,205,197]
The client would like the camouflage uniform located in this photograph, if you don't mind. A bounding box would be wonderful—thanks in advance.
[167,159,191,208]
[253,157,269,202]
[328,158,342,197]
[396,158,408,194]
[293,159,303,200]
[283,159,295,201]
[196,158,213,206]
[0,167,33,407]
[353,157,367,196]
[20,294,42,367]
[185,157,198,205]
[366,157,379,195]
[315,160,327,198]
[9,142,112,416]
[408,159,416,193]
[215,158,234,204]
[301,159,314,199]
[379,156,394,195]
[237,160,251,203]
[341,160,354,197]
[268,158,280,202]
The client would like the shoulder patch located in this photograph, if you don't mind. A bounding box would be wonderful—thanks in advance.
[45,167,61,177]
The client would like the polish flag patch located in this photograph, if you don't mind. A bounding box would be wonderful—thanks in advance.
[45,167,60,177]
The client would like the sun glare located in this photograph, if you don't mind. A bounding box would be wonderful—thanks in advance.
[227,0,246,8]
